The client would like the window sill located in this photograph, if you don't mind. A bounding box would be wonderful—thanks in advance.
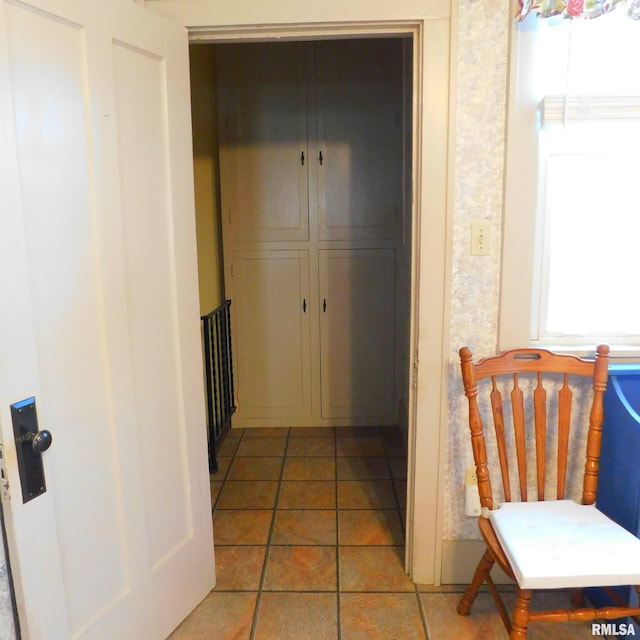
[528,343,640,364]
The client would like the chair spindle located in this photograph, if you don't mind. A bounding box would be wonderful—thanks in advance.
[490,378,511,502]
[557,373,572,500]
[534,372,547,501]
[511,373,528,501]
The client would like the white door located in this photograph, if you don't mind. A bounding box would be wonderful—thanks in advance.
[0,1,214,639]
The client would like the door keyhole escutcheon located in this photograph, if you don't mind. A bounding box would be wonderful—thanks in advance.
[10,397,51,502]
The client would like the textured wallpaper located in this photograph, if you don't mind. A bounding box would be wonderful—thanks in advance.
[446,0,511,540]
[445,0,595,542]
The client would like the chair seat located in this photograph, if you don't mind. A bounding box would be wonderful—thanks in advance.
[489,500,640,589]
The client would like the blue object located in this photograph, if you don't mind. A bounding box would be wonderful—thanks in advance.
[587,364,640,632]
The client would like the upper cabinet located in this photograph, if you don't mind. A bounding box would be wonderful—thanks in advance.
[217,42,310,242]
[217,39,403,244]
[315,39,404,241]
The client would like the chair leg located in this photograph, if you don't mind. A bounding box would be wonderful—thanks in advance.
[510,588,531,639]
[457,547,495,616]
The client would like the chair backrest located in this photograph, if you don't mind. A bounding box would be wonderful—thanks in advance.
[459,345,609,511]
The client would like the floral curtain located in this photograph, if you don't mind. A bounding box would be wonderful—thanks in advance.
[516,0,640,20]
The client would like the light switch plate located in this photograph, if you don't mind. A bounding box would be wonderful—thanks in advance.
[471,222,490,256]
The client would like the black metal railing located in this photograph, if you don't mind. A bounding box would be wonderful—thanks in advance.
[201,300,235,473]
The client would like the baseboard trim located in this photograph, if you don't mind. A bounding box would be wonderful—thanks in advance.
[440,539,514,585]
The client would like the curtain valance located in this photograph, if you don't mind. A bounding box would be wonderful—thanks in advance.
[517,0,640,20]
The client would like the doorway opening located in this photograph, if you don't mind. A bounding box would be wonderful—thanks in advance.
[190,39,413,424]
[190,32,414,549]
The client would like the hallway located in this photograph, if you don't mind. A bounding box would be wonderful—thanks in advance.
[167,426,598,639]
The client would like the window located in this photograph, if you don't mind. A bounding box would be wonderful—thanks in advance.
[500,10,640,356]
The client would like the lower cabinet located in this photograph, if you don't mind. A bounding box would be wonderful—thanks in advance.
[230,248,396,427]
[231,250,312,421]
[319,249,395,420]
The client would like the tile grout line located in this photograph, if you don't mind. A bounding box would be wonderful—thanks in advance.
[415,587,432,640]
[334,429,342,640]
[248,429,291,640]
[211,430,241,512]
[384,436,408,538]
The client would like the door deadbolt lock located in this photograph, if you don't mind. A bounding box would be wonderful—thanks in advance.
[10,397,52,503]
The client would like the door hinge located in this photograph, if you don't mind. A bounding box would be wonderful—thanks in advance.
[0,445,10,501]
[412,357,419,390]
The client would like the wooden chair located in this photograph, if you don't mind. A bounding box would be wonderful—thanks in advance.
[457,344,640,639]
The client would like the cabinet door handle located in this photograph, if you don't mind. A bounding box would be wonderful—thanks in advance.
[300,151,305,166]
[303,298,307,313]
[319,151,323,166]
[323,298,327,313]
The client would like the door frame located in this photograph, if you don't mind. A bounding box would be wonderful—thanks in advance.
[185,18,451,585]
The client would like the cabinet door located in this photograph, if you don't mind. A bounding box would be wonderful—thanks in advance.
[217,43,309,242]
[315,39,403,241]
[319,249,396,420]
[231,251,312,420]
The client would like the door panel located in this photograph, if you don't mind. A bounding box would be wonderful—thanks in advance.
[319,250,396,420]
[232,251,312,420]
[4,5,128,632]
[315,39,403,241]
[0,1,213,638]
[113,38,193,568]
[218,42,309,242]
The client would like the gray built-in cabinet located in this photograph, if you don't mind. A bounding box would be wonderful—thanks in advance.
[217,39,408,427]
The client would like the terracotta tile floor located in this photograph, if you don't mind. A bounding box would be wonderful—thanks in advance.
[167,427,603,640]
